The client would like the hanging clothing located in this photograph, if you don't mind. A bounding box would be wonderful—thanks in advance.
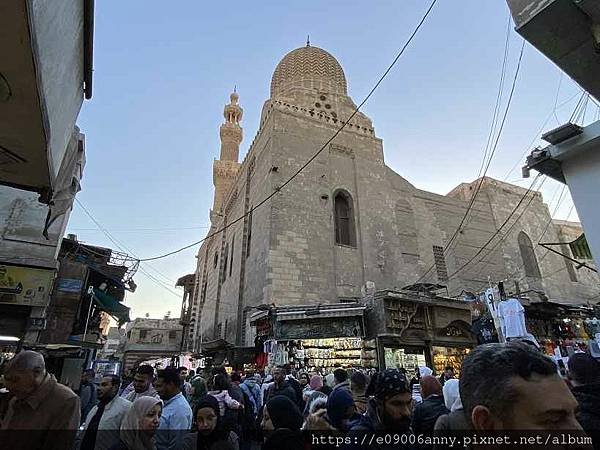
[471,316,498,344]
[497,298,527,338]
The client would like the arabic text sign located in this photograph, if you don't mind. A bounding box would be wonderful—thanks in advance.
[0,265,54,307]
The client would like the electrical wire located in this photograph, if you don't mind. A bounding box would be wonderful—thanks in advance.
[415,38,527,284]
[464,178,561,290]
[445,173,543,282]
[502,89,582,181]
[477,12,512,180]
[138,0,439,262]
[74,200,181,297]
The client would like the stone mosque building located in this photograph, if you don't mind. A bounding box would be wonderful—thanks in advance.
[180,44,599,349]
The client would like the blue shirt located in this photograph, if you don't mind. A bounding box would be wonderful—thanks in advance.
[155,392,193,450]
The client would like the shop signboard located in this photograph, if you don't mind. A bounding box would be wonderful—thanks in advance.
[56,278,83,293]
[275,317,363,340]
[0,264,54,307]
[93,359,121,381]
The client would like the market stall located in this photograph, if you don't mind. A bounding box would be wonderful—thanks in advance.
[365,289,476,374]
[525,300,597,357]
[250,302,372,373]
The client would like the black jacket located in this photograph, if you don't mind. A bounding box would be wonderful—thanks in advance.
[411,395,449,437]
[343,398,413,450]
[265,381,297,405]
[572,383,600,449]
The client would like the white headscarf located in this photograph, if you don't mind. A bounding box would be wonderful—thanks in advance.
[418,366,433,378]
[325,373,335,388]
[442,379,462,412]
[120,396,163,450]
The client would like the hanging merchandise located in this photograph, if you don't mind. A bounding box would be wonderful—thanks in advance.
[471,315,498,344]
[584,318,600,338]
[497,298,527,338]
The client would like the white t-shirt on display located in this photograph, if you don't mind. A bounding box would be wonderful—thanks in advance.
[497,298,527,338]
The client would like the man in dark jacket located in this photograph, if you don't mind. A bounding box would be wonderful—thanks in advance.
[79,369,97,424]
[283,364,304,406]
[568,352,600,448]
[345,369,414,450]
[265,366,297,404]
[411,376,448,448]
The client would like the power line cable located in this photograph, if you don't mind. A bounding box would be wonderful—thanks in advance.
[515,201,575,283]
[445,173,543,282]
[75,200,181,296]
[415,38,526,284]
[454,175,547,291]
[74,201,178,286]
[138,0,440,262]
[468,180,562,288]
[477,12,512,180]
[70,226,210,232]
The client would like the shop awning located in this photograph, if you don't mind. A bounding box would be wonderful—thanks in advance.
[92,288,130,326]
[275,305,365,321]
[199,338,233,354]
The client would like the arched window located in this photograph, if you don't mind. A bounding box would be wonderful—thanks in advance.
[334,190,356,247]
[518,231,541,278]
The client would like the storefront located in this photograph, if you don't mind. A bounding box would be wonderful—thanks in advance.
[525,300,597,357]
[366,290,476,376]
[250,303,371,374]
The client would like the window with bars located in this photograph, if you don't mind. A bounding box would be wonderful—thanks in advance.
[168,330,177,340]
[229,236,235,277]
[242,309,249,345]
[246,209,253,258]
[222,243,229,281]
[139,329,148,339]
[432,245,448,282]
[334,191,356,247]
[201,279,207,303]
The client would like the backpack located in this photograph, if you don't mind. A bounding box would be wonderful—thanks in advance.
[240,389,258,436]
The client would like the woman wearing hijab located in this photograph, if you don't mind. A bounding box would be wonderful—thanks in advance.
[111,396,162,450]
[433,379,470,450]
[302,375,323,402]
[182,395,239,450]
[261,395,303,450]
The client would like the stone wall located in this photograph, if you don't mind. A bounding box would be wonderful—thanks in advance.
[189,91,600,350]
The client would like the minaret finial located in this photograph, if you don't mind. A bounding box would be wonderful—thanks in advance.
[234,85,237,93]
[306,35,310,47]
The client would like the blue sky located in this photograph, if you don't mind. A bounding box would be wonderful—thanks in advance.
[68,0,599,320]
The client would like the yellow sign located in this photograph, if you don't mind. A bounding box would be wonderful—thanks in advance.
[0,265,55,307]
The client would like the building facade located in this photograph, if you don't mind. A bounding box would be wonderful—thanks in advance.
[122,318,183,370]
[185,44,600,351]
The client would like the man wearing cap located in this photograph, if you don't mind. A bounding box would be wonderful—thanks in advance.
[345,369,414,449]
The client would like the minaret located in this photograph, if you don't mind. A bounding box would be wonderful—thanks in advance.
[211,91,243,222]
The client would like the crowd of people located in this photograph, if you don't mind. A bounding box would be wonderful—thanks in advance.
[0,341,599,449]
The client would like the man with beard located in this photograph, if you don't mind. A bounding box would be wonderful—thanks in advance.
[80,375,131,450]
[125,365,159,402]
[461,342,588,449]
[345,369,414,450]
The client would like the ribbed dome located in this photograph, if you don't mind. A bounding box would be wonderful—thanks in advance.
[270,45,348,98]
